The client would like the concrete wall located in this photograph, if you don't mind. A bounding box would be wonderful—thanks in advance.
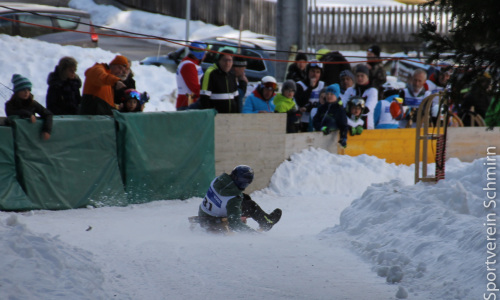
[214,114,500,193]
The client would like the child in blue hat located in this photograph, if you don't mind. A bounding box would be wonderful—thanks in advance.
[312,83,348,148]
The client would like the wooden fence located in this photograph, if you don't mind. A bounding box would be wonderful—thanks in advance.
[308,5,453,46]
[115,0,452,46]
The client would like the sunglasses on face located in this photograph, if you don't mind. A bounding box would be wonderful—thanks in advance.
[263,82,277,91]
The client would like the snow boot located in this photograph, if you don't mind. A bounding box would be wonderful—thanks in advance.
[259,208,282,232]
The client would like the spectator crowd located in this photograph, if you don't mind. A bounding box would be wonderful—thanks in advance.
[3,43,498,147]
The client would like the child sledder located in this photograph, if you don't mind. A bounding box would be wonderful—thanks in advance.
[190,165,282,234]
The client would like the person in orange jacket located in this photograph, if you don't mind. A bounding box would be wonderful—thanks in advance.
[79,55,129,115]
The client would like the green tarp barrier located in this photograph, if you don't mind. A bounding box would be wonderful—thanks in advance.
[12,116,127,210]
[0,127,31,210]
[114,110,216,202]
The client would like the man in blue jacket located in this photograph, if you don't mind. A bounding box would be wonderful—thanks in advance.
[242,76,277,113]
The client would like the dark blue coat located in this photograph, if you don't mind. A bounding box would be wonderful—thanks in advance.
[312,101,348,139]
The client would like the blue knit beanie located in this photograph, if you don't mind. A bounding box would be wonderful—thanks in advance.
[325,83,340,98]
[12,74,32,93]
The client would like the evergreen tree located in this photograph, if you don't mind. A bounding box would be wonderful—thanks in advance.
[417,0,499,106]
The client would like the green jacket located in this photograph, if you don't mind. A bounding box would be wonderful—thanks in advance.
[274,93,297,113]
[198,173,255,232]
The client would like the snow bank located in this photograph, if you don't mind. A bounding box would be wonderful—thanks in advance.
[265,148,414,197]
[0,215,110,300]
[322,156,499,299]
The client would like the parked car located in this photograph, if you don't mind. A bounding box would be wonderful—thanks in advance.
[0,2,98,47]
[140,37,276,82]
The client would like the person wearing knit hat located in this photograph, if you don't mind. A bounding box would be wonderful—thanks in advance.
[339,69,355,93]
[325,83,340,99]
[230,56,248,112]
[367,45,381,58]
[295,52,308,62]
[340,64,379,130]
[281,79,296,93]
[110,55,130,69]
[285,51,308,83]
[355,64,370,77]
[12,74,32,93]
[274,79,300,133]
[312,83,348,147]
[80,55,129,115]
[6,74,53,140]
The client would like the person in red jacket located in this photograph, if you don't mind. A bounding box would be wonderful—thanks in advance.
[175,41,207,110]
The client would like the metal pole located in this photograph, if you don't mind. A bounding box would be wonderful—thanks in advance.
[238,0,243,53]
[185,0,191,56]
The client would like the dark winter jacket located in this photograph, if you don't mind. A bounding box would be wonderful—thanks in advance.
[312,101,348,139]
[200,63,239,113]
[5,95,53,134]
[320,51,350,86]
[368,61,387,96]
[114,71,136,106]
[285,63,307,83]
[295,80,325,112]
[46,67,82,115]
[198,173,255,232]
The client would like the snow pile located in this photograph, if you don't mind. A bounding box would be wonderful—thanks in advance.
[321,156,498,299]
[0,149,496,299]
[0,215,109,300]
[265,148,414,197]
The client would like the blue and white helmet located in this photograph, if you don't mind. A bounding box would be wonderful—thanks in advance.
[189,41,207,60]
[230,165,254,190]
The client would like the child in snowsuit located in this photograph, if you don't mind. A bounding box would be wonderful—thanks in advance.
[5,74,53,140]
[312,83,348,148]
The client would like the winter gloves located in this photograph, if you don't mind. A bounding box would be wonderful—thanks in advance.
[321,126,347,148]
[350,125,363,136]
